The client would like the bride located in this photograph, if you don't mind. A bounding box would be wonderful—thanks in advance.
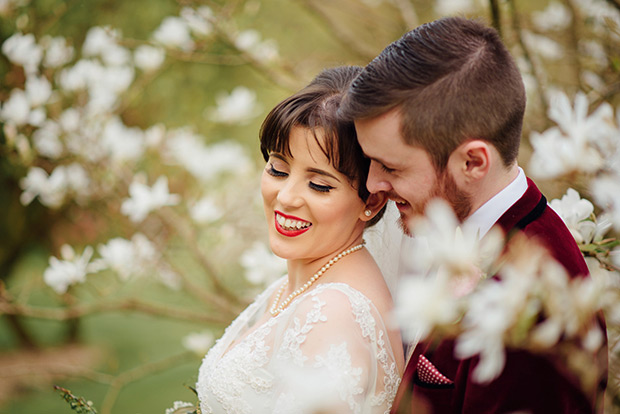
[195,66,404,414]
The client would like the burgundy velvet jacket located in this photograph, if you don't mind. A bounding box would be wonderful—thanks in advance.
[392,178,602,414]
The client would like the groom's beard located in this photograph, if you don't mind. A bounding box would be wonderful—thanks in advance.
[398,170,473,236]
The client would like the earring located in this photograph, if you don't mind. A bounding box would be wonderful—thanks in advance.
[364,209,372,217]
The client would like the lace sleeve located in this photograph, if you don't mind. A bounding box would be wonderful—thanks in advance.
[268,284,400,414]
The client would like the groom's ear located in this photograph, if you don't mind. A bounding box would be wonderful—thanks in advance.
[360,191,388,222]
[448,139,491,185]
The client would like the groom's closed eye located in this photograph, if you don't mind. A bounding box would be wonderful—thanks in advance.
[380,163,396,174]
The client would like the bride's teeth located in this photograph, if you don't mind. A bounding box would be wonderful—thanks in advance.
[276,213,310,230]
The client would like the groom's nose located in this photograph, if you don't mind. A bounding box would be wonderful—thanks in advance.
[367,161,392,193]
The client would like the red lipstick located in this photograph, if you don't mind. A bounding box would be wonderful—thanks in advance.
[274,211,312,237]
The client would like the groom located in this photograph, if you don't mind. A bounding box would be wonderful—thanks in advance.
[340,16,604,414]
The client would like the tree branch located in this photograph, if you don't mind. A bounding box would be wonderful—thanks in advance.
[100,351,195,414]
[507,0,550,117]
[0,298,231,325]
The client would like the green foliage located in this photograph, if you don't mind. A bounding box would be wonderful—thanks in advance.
[55,386,99,414]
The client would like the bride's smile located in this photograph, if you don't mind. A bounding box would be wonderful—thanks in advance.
[261,125,367,265]
[274,210,312,235]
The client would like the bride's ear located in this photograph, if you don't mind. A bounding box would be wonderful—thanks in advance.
[360,191,388,222]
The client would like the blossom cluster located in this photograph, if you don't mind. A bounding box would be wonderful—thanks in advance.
[0,5,283,298]
[396,198,615,388]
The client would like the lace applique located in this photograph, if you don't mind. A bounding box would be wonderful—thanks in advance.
[314,342,364,412]
[276,295,326,366]
[196,281,401,414]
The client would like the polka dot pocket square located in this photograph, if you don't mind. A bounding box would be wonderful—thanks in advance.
[415,355,454,388]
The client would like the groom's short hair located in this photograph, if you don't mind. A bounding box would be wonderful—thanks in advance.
[339,16,526,171]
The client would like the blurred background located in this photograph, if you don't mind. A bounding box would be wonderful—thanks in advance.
[0,0,619,413]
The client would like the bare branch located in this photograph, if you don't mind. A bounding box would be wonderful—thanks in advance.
[100,351,195,414]
[157,209,242,306]
[489,0,502,37]
[298,0,378,61]
[0,298,231,325]
[605,0,620,13]
[507,0,550,117]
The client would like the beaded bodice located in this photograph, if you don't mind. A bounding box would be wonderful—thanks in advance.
[196,278,401,414]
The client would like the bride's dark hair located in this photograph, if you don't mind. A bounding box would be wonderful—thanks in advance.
[259,66,384,226]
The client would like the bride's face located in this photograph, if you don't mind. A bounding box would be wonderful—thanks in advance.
[261,126,367,262]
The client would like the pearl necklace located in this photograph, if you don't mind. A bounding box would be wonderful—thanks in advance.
[269,241,365,317]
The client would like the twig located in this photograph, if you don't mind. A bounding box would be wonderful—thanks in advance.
[0,298,231,325]
[157,209,241,305]
[507,0,550,117]
[100,351,195,414]
[209,22,301,92]
[489,0,502,37]
[562,0,584,88]
[297,0,378,61]
[605,0,620,13]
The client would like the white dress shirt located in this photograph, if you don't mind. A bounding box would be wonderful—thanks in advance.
[462,167,528,239]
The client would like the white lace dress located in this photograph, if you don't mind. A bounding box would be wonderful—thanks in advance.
[196,278,401,414]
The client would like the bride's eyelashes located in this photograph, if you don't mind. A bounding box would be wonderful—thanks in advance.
[309,182,334,193]
[266,163,335,193]
[267,163,287,177]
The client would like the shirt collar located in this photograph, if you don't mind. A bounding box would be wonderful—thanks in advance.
[462,167,528,239]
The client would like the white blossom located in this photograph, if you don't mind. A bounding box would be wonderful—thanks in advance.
[406,199,504,277]
[532,2,571,31]
[59,107,81,132]
[206,86,261,124]
[579,40,608,68]
[121,175,181,223]
[549,188,595,244]
[166,130,251,181]
[180,6,213,37]
[82,27,116,57]
[182,331,214,355]
[134,44,165,72]
[189,196,223,224]
[528,91,616,179]
[58,59,102,92]
[434,0,475,16]
[43,245,99,294]
[96,233,158,280]
[2,32,42,74]
[65,162,91,201]
[32,120,63,158]
[395,268,462,342]
[591,173,620,231]
[234,30,279,62]
[522,31,564,60]
[164,401,196,414]
[529,127,603,179]
[101,116,145,163]
[144,123,166,147]
[28,107,46,126]
[82,26,130,66]
[0,88,30,126]
[19,166,67,208]
[25,74,52,106]
[240,242,287,285]
[581,70,605,92]
[41,35,74,68]
[152,16,194,51]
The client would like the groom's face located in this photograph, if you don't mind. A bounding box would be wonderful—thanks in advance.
[355,109,471,235]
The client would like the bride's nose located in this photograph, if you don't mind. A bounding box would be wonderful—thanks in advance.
[276,179,304,208]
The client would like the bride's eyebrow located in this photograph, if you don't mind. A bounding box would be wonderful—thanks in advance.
[269,153,289,162]
[307,167,341,183]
